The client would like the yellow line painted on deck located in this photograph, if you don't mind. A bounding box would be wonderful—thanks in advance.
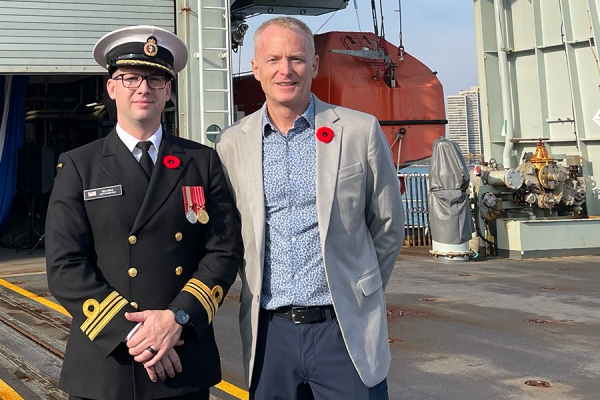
[215,380,249,399]
[0,278,70,317]
[0,278,250,399]
[0,377,24,400]
[1,271,47,278]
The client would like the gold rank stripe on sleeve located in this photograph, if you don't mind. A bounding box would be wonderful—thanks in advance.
[182,278,224,323]
[80,291,129,341]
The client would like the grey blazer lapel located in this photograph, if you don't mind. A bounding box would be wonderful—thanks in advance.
[239,110,266,257]
[314,98,342,243]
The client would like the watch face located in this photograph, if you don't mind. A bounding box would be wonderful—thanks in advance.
[175,309,189,325]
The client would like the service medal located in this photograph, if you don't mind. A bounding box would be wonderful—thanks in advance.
[197,207,209,224]
[183,186,197,224]
[186,208,198,224]
[183,185,209,224]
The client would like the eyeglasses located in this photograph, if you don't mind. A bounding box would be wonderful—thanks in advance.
[112,73,169,89]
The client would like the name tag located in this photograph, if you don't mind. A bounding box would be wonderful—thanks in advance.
[84,185,122,201]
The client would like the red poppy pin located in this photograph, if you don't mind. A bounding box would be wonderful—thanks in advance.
[316,126,334,143]
[163,155,181,169]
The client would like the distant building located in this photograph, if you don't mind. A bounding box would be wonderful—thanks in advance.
[447,86,483,161]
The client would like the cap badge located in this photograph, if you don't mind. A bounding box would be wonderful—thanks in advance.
[143,36,158,57]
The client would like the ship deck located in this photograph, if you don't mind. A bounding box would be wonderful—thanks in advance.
[0,246,598,399]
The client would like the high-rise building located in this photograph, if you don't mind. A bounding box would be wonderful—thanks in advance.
[447,86,483,162]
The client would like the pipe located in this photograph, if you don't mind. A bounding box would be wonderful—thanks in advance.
[493,0,515,168]
[487,169,524,190]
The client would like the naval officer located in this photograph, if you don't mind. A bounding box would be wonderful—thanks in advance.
[45,25,243,400]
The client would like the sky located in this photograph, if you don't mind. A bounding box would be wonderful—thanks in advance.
[231,0,479,100]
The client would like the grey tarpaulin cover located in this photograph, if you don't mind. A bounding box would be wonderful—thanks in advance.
[428,137,475,245]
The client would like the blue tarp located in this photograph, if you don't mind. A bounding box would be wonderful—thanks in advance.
[0,75,29,234]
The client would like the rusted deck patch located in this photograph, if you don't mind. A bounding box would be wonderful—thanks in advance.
[386,305,430,320]
[527,319,554,324]
[525,379,551,387]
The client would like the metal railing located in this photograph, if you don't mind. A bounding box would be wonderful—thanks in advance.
[399,173,431,246]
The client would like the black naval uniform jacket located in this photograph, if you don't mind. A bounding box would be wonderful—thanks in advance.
[45,128,243,400]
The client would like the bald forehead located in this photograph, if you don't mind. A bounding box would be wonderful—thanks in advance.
[254,25,314,57]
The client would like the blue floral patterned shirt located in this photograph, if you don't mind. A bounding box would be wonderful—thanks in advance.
[260,96,332,309]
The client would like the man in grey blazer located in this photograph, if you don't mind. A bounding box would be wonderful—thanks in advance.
[216,16,404,399]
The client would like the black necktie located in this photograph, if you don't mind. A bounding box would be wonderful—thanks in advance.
[136,141,154,179]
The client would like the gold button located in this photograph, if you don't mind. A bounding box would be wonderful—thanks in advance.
[175,266,183,276]
[175,232,183,241]
[128,268,138,278]
[128,235,137,245]
[130,302,139,309]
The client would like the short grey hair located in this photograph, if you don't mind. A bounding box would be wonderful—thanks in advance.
[253,17,315,56]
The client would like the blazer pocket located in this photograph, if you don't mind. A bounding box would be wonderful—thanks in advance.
[338,162,363,181]
[357,269,383,297]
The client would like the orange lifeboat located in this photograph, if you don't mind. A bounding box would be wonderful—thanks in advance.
[233,31,446,167]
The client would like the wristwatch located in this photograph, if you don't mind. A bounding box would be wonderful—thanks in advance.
[168,305,191,326]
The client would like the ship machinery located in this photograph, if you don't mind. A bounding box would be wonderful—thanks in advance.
[469,139,587,253]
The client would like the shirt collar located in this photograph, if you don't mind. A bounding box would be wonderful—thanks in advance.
[116,123,163,153]
[262,94,315,137]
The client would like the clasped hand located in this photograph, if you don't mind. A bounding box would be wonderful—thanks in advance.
[125,309,184,382]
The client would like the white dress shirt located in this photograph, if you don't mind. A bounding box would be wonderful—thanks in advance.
[116,123,162,164]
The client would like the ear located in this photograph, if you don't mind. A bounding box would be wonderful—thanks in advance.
[106,78,117,100]
[164,80,172,103]
[251,59,260,82]
[312,54,319,79]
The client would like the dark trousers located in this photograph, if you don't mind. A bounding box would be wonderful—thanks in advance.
[68,390,209,400]
[250,308,389,400]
